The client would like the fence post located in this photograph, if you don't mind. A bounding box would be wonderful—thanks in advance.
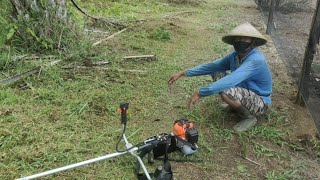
[296,0,320,105]
[296,0,320,133]
[258,0,262,8]
[275,0,280,11]
[266,0,276,35]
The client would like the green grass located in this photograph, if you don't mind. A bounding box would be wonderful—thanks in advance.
[248,125,286,145]
[236,162,250,178]
[1,1,229,178]
[253,143,279,158]
[1,0,320,179]
[77,0,182,20]
[0,1,12,46]
[265,169,301,180]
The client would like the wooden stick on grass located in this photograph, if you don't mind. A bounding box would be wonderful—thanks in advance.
[123,55,156,61]
[237,154,261,166]
[92,28,127,47]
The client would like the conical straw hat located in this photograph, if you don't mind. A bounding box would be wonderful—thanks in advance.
[222,22,267,46]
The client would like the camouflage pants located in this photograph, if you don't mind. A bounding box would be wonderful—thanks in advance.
[222,87,269,115]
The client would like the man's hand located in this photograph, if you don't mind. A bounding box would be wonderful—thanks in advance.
[188,91,201,110]
[168,72,185,86]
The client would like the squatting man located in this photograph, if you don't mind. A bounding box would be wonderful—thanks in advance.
[168,22,272,133]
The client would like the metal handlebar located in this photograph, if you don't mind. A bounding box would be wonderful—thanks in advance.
[17,102,153,180]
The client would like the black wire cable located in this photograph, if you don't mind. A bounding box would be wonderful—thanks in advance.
[116,124,138,153]
[116,124,126,152]
[70,0,97,19]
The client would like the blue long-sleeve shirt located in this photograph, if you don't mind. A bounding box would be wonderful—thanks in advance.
[185,48,272,105]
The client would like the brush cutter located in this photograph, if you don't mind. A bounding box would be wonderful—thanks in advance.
[16,102,198,180]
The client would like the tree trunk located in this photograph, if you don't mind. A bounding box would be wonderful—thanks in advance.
[266,0,276,35]
[10,0,68,20]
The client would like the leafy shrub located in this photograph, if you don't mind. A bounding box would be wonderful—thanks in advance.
[150,27,171,42]
[265,169,301,180]
[5,2,91,58]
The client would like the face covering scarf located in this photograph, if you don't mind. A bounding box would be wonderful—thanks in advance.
[233,41,251,54]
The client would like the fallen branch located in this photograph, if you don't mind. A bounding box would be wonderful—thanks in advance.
[237,154,261,166]
[123,55,156,61]
[0,67,40,85]
[62,66,147,74]
[0,60,62,85]
[92,28,127,47]
[91,61,110,66]
[83,60,110,67]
